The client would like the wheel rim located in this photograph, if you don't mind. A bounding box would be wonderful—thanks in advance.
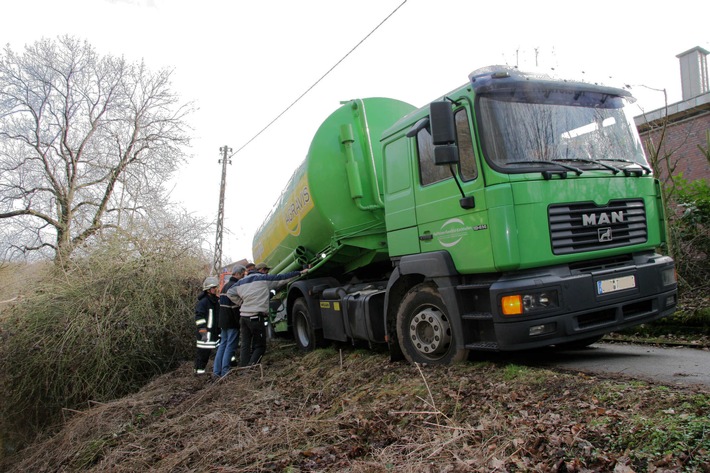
[294,312,310,347]
[408,307,452,359]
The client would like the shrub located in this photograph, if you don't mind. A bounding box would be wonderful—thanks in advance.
[0,238,207,452]
[671,176,710,297]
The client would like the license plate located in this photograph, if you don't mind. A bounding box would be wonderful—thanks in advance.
[597,275,636,295]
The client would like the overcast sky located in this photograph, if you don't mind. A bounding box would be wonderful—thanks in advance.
[3,0,709,265]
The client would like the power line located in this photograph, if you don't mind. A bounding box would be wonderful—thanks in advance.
[229,0,408,158]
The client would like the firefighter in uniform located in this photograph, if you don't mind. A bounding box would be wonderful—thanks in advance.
[194,276,220,375]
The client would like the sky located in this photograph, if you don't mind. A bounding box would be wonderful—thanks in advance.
[2,0,709,265]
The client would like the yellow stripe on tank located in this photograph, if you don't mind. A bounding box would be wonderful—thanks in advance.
[254,172,314,262]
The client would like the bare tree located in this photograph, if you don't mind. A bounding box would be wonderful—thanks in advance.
[638,89,710,296]
[0,35,194,266]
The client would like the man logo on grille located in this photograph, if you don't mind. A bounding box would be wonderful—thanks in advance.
[582,211,624,226]
[598,227,613,242]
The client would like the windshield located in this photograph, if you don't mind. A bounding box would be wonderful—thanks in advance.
[477,90,648,172]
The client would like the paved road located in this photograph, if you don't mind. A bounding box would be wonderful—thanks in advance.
[484,342,710,389]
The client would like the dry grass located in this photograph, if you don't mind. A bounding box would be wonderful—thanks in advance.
[3,341,708,472]
[0,261,49,308]
[0,242,206,452]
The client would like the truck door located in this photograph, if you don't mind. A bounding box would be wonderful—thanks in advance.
[383,134,420,256]
[412,103,494,273]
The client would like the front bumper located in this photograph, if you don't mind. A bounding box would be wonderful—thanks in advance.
[488,253,677,351]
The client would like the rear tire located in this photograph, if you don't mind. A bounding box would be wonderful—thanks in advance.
[292,298,321,351]
[395,283,468,365]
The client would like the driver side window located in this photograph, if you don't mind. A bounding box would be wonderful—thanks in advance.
[417,127,450,186]
[456,108,477,181]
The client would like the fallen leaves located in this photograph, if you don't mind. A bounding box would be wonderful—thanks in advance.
[2,342,709,472]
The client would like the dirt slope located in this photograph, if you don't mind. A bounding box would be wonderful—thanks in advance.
[3,341,709,472]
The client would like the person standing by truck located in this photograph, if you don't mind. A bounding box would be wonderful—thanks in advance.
[213,264,247,378]
[245,262,256,275]
[194,276,220,375]
[228,263,308,367]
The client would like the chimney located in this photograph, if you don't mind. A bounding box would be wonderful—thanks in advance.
[677,46,709,101]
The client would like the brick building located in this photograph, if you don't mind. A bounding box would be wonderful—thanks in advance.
[635,46,710,183]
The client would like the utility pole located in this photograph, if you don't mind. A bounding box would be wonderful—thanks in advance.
[213,145,231,275]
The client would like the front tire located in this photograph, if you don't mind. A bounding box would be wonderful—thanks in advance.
[395,283,468,365]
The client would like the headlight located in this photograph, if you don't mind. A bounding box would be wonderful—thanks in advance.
[661,268,677,286]
[501,290,559,316]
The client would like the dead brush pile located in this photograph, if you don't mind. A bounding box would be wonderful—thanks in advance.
[0,241,205,451]
[2,341,709,472]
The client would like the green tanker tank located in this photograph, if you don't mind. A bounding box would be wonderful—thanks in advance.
[252,97,416,275]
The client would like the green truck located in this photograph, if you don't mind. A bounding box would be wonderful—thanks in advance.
[252,65,678,364]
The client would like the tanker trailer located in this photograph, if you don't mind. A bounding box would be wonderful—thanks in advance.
[252,97,416,276]
[252,97,416,345]
[253,66,677,365]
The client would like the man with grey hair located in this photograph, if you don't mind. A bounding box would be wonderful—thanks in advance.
[213,264,247,378]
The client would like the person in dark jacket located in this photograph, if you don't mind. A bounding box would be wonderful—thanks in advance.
[194,276,220,375]
[213,265,246,378]
[228,262,308,367]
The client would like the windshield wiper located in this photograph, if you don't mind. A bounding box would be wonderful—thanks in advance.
[507,160,583,176]
[599,158,652,175]
[552,158,621,174]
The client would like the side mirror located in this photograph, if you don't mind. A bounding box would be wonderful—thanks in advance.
[435,145,459,165]
[430,101,460,166]
[430,101,456,145]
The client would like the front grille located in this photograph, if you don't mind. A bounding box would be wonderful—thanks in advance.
[549,199,647,255]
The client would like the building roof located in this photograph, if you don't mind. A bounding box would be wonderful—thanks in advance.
[635,92,710,132]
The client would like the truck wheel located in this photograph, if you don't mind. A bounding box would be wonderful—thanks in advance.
[292,298,319,351]
[396,283,468,365]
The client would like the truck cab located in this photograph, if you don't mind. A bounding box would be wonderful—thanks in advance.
[379,66,677,363]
